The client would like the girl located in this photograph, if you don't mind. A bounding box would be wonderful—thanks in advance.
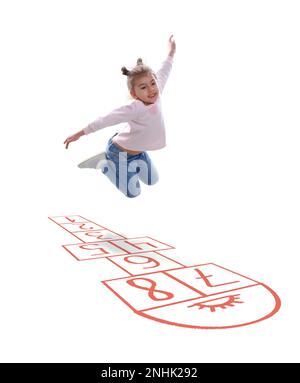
[64,35,176,198]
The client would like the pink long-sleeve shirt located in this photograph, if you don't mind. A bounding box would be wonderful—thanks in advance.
[83,56,173,151]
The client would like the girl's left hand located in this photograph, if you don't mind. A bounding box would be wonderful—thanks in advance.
[168,35,176,57]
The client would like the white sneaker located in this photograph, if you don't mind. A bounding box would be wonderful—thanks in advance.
[78,152,107,169]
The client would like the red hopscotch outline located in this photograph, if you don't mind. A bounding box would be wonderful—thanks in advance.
[62,236,175,261]
[48,215,282,329]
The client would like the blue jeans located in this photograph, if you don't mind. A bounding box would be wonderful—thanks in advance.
[102,136,159,198]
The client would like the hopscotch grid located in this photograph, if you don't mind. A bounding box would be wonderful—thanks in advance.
[49,215,281,329]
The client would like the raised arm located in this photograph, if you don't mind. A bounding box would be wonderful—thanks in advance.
[156,35,176,93]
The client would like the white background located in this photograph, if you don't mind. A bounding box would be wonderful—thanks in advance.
[0,0,299,363]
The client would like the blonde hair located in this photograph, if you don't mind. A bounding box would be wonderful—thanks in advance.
[121,58,155,90]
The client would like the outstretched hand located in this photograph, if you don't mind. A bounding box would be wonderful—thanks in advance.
[168,35,176,57]
[64,130,84,149]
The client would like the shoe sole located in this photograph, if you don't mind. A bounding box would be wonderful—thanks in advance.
[78,153,107,169]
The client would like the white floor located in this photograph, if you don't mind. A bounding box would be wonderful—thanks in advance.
[1,0,299,363]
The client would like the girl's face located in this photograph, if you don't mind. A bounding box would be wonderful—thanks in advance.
[130,73,159,105]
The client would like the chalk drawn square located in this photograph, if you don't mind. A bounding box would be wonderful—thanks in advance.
[103,271,201,311]
[108,252,183,276]
[166,263,257,296]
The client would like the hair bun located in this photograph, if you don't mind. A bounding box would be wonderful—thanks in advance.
[136,58,143,65]
[121,66,130,76]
